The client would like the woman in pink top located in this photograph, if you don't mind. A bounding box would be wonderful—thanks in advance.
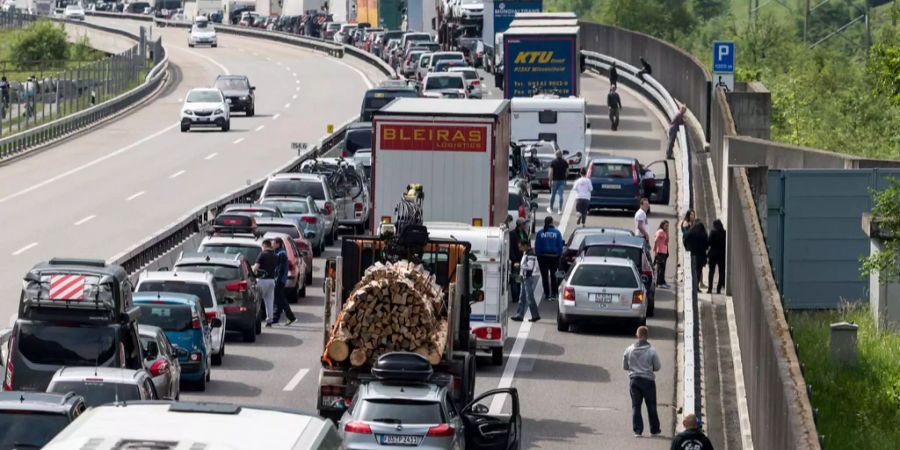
[653,220,671,289]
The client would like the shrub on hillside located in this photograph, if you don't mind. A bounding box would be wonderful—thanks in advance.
[9,20,68,67]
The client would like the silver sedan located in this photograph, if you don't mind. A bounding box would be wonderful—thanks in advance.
[557,256,648,332]
[259,196,328,256]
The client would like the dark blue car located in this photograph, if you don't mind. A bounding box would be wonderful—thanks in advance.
[587,157,670,211]
[133,293,218,391]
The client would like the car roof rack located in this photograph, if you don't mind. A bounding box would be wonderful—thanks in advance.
[371,352,433,382]
[210,214,261,237]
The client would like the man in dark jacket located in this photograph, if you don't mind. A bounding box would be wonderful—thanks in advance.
[671,414,714,450]
[609,62,618,86]
[508,217,528,303]
[637,56,652,84]
[684,220,709,295]
[272,238,297,326]
[608,85,623,131]
[534,216,564,300]
[707,219,726,294]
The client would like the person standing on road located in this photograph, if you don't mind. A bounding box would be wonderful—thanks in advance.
[624,325,662,437]
[685,220,709,294]
[671,414,714,450]
[252,239,278,327]
[654,220,671,289]
[666,104,687,159]
[609,61,618,86]
[535,216,564,301]
[707,219,726,294]
[511,242,541,322]
[634,198,650,244]
[573,168,593,226]
[24,75,36,118]
[272,238,297,326]
[608,84,623,131]
[548,150,569,215]
[508,217,529,303]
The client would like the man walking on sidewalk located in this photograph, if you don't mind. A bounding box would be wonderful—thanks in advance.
[547,150,569,215]
[671,414,714,450]
[608,85,622,131]
[272,238,297,326]
[624,325,662,437]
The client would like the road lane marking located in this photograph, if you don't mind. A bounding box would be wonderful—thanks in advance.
[0,123,178,204]
[286,67,292,72]
[205,152,219,160]
[283,368,309,391]
[292,94,297,100]
[266,56,272,61]
[255,125,265,131]
[126,191,145,201]
[233,137,245,144]
[276,61,282,66]
[171,45,230,75]
[331,58,375,89]
[12,242,38,256]
[295,79,300,84]
[293,72,298,78]
[169,170,185,179]
[74,215,96,226]
[284,103,291,108]
[273,114,280,120]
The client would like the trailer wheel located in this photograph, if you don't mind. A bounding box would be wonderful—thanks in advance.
[491,346,503,366]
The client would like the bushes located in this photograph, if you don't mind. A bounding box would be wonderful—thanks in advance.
[9,20,68,66]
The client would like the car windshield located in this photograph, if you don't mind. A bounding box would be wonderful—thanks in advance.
[432,54,463,64]
[199,243,261,265]
[175,264,242,282]
[186,90,221,103]
[215,79,248,91]
[0,411,70,448]
[407,34,431,42]
[357,399,443,424]
[345,129,372,154]
[568,229,632,248]
[137,281,213,309]
[265,180,325,200]
[48,381,143,407]
[65,5,81,10]
[592,163,632,179]
[425,76,464,90]
[17,322,116,366]
[136,304,194,332]
[570,264,639,288]
[261,200,310,214]
[583,245,643,268]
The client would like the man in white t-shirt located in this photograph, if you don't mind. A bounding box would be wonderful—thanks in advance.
[572,168,593,226]
[634,197,650,242]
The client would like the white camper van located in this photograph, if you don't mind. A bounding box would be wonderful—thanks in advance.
[426,222,509,366]
[511,95,590,175]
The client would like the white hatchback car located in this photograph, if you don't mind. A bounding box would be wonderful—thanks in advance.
[188,17,217,47]
[181,88,230,132]
[421,72,468,99]
[448,67,483,99]
[63,4,85,20]
[136,271,228,366]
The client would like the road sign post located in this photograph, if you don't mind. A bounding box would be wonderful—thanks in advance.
[712,41,735,92]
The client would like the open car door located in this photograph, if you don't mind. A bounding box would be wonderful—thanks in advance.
[644,160,670,205]
[461,388,522,450]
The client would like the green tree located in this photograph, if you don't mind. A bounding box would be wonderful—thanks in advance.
[9,20,68,67]
[868,43,900,107]
[602,0,695,42]
[693,0,727,21]
[862,178,900,283]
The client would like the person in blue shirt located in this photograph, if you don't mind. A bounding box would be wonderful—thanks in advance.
[272,238,297,325]
[534,216,564,301]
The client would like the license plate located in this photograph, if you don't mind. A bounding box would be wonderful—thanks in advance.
[378,434,422,446]
[590,293,616,303]
[601,184,621,190]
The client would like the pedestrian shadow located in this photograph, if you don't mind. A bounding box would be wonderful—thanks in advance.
[587,104,647,117]
[521,416,597,446]
[514,358,611,383]
[611,118,654,132]
[186,379,262,398]
[213,353,275,371]
[592,134,662,152]
[253,331,303,347]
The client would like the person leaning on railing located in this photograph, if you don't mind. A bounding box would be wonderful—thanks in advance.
[0,76,9,118]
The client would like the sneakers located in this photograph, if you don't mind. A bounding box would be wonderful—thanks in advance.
[265,322,273,328]
[546,207,553,214]
[511,316,524,322]
[556,209,562,215]
[633,433,643,438]
[660,283,672,289]
[285,318,296,326]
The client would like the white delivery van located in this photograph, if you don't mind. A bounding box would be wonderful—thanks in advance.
[511,95,590,175]
[426,222,509,366]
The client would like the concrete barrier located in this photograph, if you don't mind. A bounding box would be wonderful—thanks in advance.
[63,20,137,53]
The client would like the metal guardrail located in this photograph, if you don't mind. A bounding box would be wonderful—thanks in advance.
[87,11,397,78]
[582,50,699,424]
[108,117,356,274]
[0,13,168,160]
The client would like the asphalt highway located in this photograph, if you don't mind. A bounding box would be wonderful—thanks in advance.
[1,22,679,449]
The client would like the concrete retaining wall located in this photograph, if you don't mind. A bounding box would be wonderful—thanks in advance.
[62,20,139,54]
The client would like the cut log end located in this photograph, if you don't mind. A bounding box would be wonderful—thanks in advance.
[328,339,349,362]
[350,348,368,367]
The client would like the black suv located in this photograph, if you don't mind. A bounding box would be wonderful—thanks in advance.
[341,121,372,157]
[214,75,256,116]
[173,253,262,342]
[3,259,144,392]
[0,391,86,448]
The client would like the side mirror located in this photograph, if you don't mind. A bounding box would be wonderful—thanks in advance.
[211,317,223,328]
[226,98,233,105]
[480,76,484,81]
[563,150,570,156]
[250,86,256,91]
[471,403,489,414]
[471,266,484,290]
[471,290,485,304]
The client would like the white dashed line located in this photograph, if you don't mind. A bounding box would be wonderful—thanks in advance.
[12,242,38,256]
[286,67,291,72]
[233,137,245,144]
[292,72,297,78]
[169,170,185,179]
[255,125,265,132]
[266,56,272,61]
[74,215,96,226]
[283,368,309,391]
[205,152,219,160]
[272,114,280,120]
[276,61,282,66]
[295,79,300,84]
[126,191,145,201]
[284,103,291,109]
[292,94,297,100]
[295,86,299,91]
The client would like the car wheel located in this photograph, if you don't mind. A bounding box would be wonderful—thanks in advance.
[188,43,195,48]
[299,282,307,299]
[313,245,322,257]
[325,228,335,246]
[221,120,230,132]
[647,293,655,317]
[243,324,256,343]
[256,311,263,334]
[195,375,206,391]
[305,270,313,285]
[212,43,218,48]
[212,344,224,366]
[491,346,503,366]
[287,285,298,304]
[557,310,571,332]
[180,122,189,132]
[247,106,255,117]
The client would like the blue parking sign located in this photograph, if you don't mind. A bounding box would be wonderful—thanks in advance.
[712,41,735,73]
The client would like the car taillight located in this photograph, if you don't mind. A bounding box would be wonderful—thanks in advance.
[150,360,169,377]
[189,352,202,361]
[191,315,202,329]
[224,305,248,313]
[632,290,644,305]
[3,335,15,391]
[324,202,334,215]
[226,280,248,292]
[427,424,456,437]
[518,204,526,218]
[472,80,480,86]
[321,385,343,395]
[354,202,364,212]
[205,311,218,321]
[563,287,575,301]
[344,421,373,434]
[473,327,501,340]
[301,216,318,224]
[341,149,348,157]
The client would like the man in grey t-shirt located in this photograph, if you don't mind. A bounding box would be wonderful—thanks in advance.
[624,325,662,437]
